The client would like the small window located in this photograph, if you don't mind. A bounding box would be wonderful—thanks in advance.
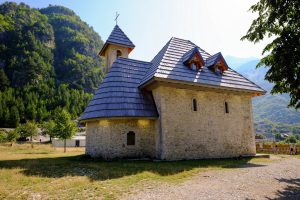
[116,50,122,58]
[127,131,135,145]
[225,102,229,113]
[192,98,197,111]
[191,63,197,71]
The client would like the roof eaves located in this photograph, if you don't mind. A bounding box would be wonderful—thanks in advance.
[80,115,159,123]
[99,41,135,56]
[154,77,266,94]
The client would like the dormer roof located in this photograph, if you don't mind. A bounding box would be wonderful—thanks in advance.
[182,47,205,70]
[99,25,135,56]
[205,52,228,72]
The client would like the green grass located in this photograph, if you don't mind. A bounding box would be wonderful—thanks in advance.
[0,143,271,200]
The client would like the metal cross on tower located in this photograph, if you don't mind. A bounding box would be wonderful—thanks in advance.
[115,12,120,25]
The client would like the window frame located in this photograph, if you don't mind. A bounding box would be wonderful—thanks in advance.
[127,131,135,146]
[225,101,229,114]
[192,98,198,112]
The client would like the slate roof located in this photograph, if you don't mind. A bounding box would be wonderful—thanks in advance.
[139,37,266,93]
[81,37,265,121]
[80,57,158,121]
[99,25,135,56]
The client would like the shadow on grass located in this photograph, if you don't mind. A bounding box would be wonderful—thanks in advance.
[0,155,266,181]
[267,178,300,200]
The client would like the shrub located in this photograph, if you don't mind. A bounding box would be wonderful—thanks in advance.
[6,130,20,143]
[15,121,38,141]
[0,130,7,143]
[284,136,298,144]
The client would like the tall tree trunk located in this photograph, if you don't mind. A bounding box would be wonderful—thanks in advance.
[50,135,52,143]
[64,139,66,153]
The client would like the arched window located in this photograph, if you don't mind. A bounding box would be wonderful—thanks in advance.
[192,98,197,111]
[127,131,135,145]
[225,102,229,113]
[116,50,122,58]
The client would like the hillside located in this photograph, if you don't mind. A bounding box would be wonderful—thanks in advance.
[0,2,104,127]
[226,56,300,125]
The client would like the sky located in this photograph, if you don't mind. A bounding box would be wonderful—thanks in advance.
[1,0,270,61]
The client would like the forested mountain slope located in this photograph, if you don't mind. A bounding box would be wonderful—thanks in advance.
[0,2,104,127]
[226,57,300,124]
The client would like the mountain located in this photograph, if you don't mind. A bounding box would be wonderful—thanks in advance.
[225,56,300,124]
[225,56,258,69]
[0,2,103,127]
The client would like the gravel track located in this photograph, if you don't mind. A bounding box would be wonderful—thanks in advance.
[123,156,300,200]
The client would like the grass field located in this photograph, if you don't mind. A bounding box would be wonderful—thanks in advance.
[0,143,273,200]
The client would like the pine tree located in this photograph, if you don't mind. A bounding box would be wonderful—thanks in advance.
[9,106,19,127]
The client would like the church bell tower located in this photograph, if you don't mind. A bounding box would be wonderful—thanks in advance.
[99,25,135,73]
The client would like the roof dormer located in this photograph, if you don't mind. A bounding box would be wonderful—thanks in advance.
[182,47,205,71]
[205,52,228,74]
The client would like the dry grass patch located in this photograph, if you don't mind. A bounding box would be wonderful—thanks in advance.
[0,144,274,200]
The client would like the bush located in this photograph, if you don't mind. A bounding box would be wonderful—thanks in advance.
[0,130,7,143]
[6,130,20,142]
[255,134,266,139]
[15,121,38,141]
[284,136,298,144]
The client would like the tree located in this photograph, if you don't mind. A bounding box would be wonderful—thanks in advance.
[6,130,20,145]
[16,121,38,141]
[0,69,10,90]
[0,130,7,143]
[41,120,56,142]
[241,0,300,108]
[53,110,77,152]
[9,106,20,127]
[274,132,284,142]
[285,135,298,144]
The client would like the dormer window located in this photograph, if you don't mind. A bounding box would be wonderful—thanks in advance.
[206,52,228,74]
[191,63,197,71]
[182,47,205,71]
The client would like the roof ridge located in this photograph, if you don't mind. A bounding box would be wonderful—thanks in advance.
[187,40,211,57]
[170,37,211,57]
[138,38,173,86]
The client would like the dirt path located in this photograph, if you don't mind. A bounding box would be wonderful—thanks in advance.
[123,156,300,200]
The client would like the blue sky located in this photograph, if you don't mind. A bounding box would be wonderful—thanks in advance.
[1,0,269,61]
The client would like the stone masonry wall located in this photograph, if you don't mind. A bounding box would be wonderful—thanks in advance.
[152,86,256,160]
[85,119,158,159]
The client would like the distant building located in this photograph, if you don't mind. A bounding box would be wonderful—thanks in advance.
[52,135,86,147]
[80,25,266,160]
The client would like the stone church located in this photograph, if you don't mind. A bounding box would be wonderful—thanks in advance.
[80,25,265,160]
